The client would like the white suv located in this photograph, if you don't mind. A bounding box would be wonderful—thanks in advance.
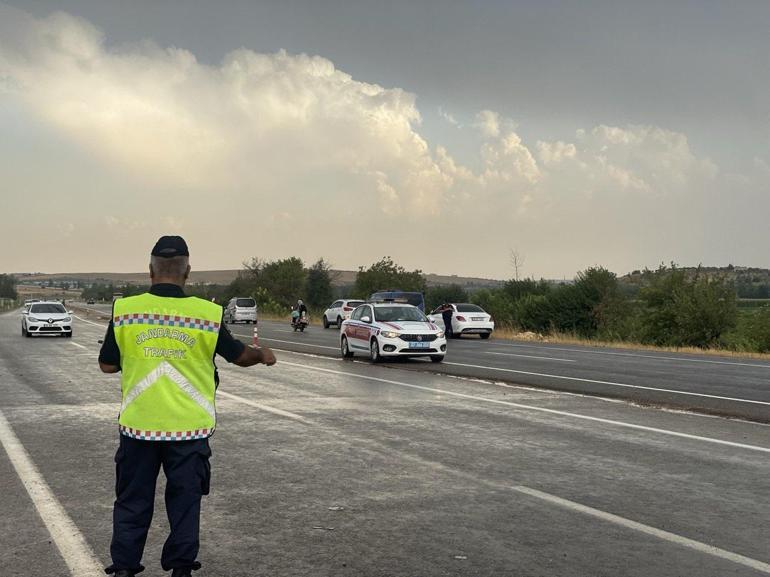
[22,301,73,337]
[340,303,447,363]
[322,299,365,329]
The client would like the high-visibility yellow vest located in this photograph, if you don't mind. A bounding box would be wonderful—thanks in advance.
[113,292,223,440]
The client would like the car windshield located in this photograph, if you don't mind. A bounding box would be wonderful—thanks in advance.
[347,300,365,307]
[456,304,485,313]
[30,304,66,314]
[236,298,256,307]
[374,306,427,322]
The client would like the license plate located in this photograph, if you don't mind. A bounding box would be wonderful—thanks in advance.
[408,342,430,349]
[45,323,56,327]
[472,317,485,321]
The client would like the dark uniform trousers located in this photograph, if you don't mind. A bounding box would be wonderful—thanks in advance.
[111,434,212,572]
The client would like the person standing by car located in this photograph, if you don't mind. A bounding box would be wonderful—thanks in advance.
[98,235,276,577]
[441,305,454,338]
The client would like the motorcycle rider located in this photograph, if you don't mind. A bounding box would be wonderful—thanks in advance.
[294,299,308,326]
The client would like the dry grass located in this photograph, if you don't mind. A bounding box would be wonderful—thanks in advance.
[489,326,770,360]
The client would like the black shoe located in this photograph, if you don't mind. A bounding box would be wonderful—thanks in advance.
[171,561,201,577]
[104,566,145,577]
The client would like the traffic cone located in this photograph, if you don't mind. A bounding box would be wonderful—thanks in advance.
[252,321,259,347]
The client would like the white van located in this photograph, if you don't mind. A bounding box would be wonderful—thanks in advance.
[224,297,258,324]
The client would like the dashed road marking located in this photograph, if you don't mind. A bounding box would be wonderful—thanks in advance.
[444,361,770,406]
[489,342,770,369]
[218,390,310,423]
[0,409,103,577]
[233,333,338,350]
[72,314,107,328]
[279,361,770,454]
[69,341,88,350]
[485,351,576,362]
[511,485,770,574]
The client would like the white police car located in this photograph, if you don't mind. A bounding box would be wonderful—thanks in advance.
[340,302,447,363]
[21,301,73,337]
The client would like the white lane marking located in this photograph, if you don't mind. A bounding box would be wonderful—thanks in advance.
[444,361,770,406]
[491,342,770,369]
[279,361,770,454]
[485,351,576,363]
[70,342,88,350]
[218,390,310,423]
[233,333,338,350]
[511,485,770,574]
[0,409,104,577]
[72,314,107,328]
[269,348,343,362]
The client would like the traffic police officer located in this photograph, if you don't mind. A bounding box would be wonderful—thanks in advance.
[99,236,276,577]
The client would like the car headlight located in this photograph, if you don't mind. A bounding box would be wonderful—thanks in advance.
[380,330,399,339]
[63,317,72,322]
[28,316,40,322]
[436,331,445,338]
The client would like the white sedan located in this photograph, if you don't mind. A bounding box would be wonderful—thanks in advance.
[340,303,447,363]
[22,301,73,337]
[428,303,494,339]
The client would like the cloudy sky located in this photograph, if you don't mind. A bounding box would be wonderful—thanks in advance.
[1,1,768,279]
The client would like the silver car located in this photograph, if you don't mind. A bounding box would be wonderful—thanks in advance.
[22,301,73,338]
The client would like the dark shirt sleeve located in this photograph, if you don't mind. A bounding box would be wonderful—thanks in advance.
[98,320,121,367]
[215,323,246,363]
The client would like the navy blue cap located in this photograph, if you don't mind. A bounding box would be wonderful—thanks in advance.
[151,235,189,258]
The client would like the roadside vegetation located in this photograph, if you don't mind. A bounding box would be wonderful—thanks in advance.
[0,274,20,312]
[64,258,770,354]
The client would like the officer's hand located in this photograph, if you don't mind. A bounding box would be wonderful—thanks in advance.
[255,345,277,366]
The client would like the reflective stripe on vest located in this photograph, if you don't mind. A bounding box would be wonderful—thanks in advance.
[113,293,223,440]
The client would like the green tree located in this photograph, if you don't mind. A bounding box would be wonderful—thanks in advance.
[425,284,469,310]
[639,264,737,347]
[230,257,306,309]
[306,258,334,308]
[0,274,18,299]
[470,288,517,327]
[744,306,770,352]
[513,293,551,332]
[260,257,306,307]
[352,256,426,298]
[502,278,551,301]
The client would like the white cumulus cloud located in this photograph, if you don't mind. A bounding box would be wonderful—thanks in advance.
[1,5,754,278]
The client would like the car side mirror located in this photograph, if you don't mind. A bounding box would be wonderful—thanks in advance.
[67,310,73,315]
[361,316,371,323]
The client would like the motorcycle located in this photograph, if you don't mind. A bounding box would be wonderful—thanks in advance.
[291,311,308,332]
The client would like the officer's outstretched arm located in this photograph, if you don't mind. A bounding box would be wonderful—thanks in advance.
[234,345,276,367]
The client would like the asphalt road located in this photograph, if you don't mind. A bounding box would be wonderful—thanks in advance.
[216,317,770,423]
[1,308,769,576]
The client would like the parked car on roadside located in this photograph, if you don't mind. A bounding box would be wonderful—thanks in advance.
[322,299,365,329]
[224,297,258,324]
[21,301,73,338]
[428,303,494,339]
[340,302,446,363]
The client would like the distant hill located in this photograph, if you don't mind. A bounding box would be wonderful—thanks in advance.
[619,265,770,299]
[14,269,504,290]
